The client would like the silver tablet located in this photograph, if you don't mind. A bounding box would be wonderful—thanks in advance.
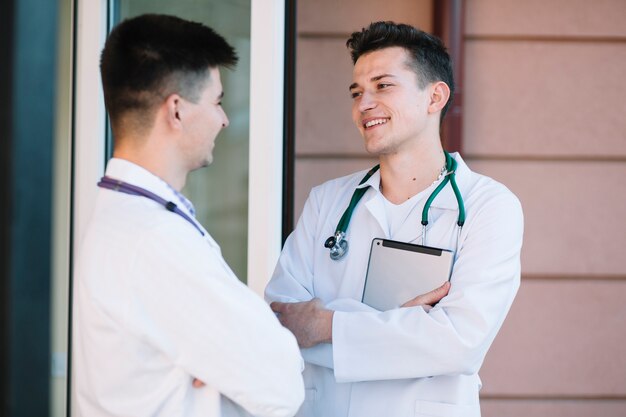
[361,238,453,311]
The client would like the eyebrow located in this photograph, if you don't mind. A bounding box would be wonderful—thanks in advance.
[349,74,396,91]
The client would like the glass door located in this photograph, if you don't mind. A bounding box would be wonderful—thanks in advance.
[110,0,252,280]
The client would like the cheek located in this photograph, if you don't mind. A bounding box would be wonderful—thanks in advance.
[205,110,220,132]
[351,105,361,127]
[396,98,422,121]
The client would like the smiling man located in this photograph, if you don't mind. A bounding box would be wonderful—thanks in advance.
[74,14,303,417]
[266,22,524,417]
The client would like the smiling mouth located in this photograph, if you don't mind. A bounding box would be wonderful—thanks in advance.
[363,118,389,129]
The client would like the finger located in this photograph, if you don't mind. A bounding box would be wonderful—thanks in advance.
[270,302,285,313]
[401,282,451,308]
[421,281,451,305]
[192,378,206,388]
[400,296,422,308]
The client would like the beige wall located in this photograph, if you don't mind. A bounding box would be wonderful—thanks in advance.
[465,1,626,415]
[294,0,626,415]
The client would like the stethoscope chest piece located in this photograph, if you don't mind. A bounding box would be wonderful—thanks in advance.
[324,231,349,260]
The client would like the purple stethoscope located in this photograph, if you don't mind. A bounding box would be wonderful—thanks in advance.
[97,176,205,236]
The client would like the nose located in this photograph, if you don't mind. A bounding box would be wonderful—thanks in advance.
[357,91,377,113]
[221,108,230,128]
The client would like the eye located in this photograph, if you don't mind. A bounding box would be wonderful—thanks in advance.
[377,83,392,90]
[350,91,362,99]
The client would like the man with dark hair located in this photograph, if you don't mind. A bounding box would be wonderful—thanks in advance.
[267,21,523,417]
[74,14,303,417]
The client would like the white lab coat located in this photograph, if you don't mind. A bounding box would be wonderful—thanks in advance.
[74,158,304,417]
[265,153,523,417]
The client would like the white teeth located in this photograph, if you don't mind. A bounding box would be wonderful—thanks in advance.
[364,118,388,128]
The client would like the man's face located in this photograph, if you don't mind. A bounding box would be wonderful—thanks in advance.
[350,47,431,156]
[181,67,229,170]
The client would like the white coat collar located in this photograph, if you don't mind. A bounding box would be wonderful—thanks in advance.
[104,158,196,220]
[355,152,470,212]
[350,153,471,241]
[354,168,387,235]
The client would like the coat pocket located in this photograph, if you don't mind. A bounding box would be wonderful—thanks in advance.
[415,399,480,417]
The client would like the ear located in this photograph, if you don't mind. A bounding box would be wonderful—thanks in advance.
[163,93,184,131]
[427,81,451,115]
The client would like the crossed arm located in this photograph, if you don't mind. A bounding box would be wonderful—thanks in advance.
[270,282,451,348]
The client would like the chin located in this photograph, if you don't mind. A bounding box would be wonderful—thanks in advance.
[364,140,387,156]
[363,134,386,153]
[190,159,211,172]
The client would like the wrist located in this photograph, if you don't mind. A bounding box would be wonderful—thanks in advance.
[318,309,334,344]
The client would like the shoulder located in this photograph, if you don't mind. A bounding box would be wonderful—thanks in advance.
[87,189,204,254]
[459,166,524,239]
[466,172,522,217]
[450,154,519,213]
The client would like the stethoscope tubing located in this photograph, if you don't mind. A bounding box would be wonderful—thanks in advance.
[421,152,465,227]
[337,165,380,232]
[326,151,465,260]
[97,176,205,236]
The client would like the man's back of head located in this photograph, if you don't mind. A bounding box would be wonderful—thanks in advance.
[100,14,238,138]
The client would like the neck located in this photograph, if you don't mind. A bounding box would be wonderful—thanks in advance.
[379,140,446,204]
[113,139,188,191]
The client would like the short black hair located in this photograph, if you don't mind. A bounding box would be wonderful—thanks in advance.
[346,21,454,123]
[100,14,238,134]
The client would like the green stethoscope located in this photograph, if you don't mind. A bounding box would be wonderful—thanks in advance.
[324,151,466,261]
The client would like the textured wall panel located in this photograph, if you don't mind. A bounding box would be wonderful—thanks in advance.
[466,0,626,37]
[298,0,432,34]
[480,280,626,396]
[464,41,626,157]
[295,38,364,156]
[293,158,376,220]
[481,399,626,417]
[469,159,626,276]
